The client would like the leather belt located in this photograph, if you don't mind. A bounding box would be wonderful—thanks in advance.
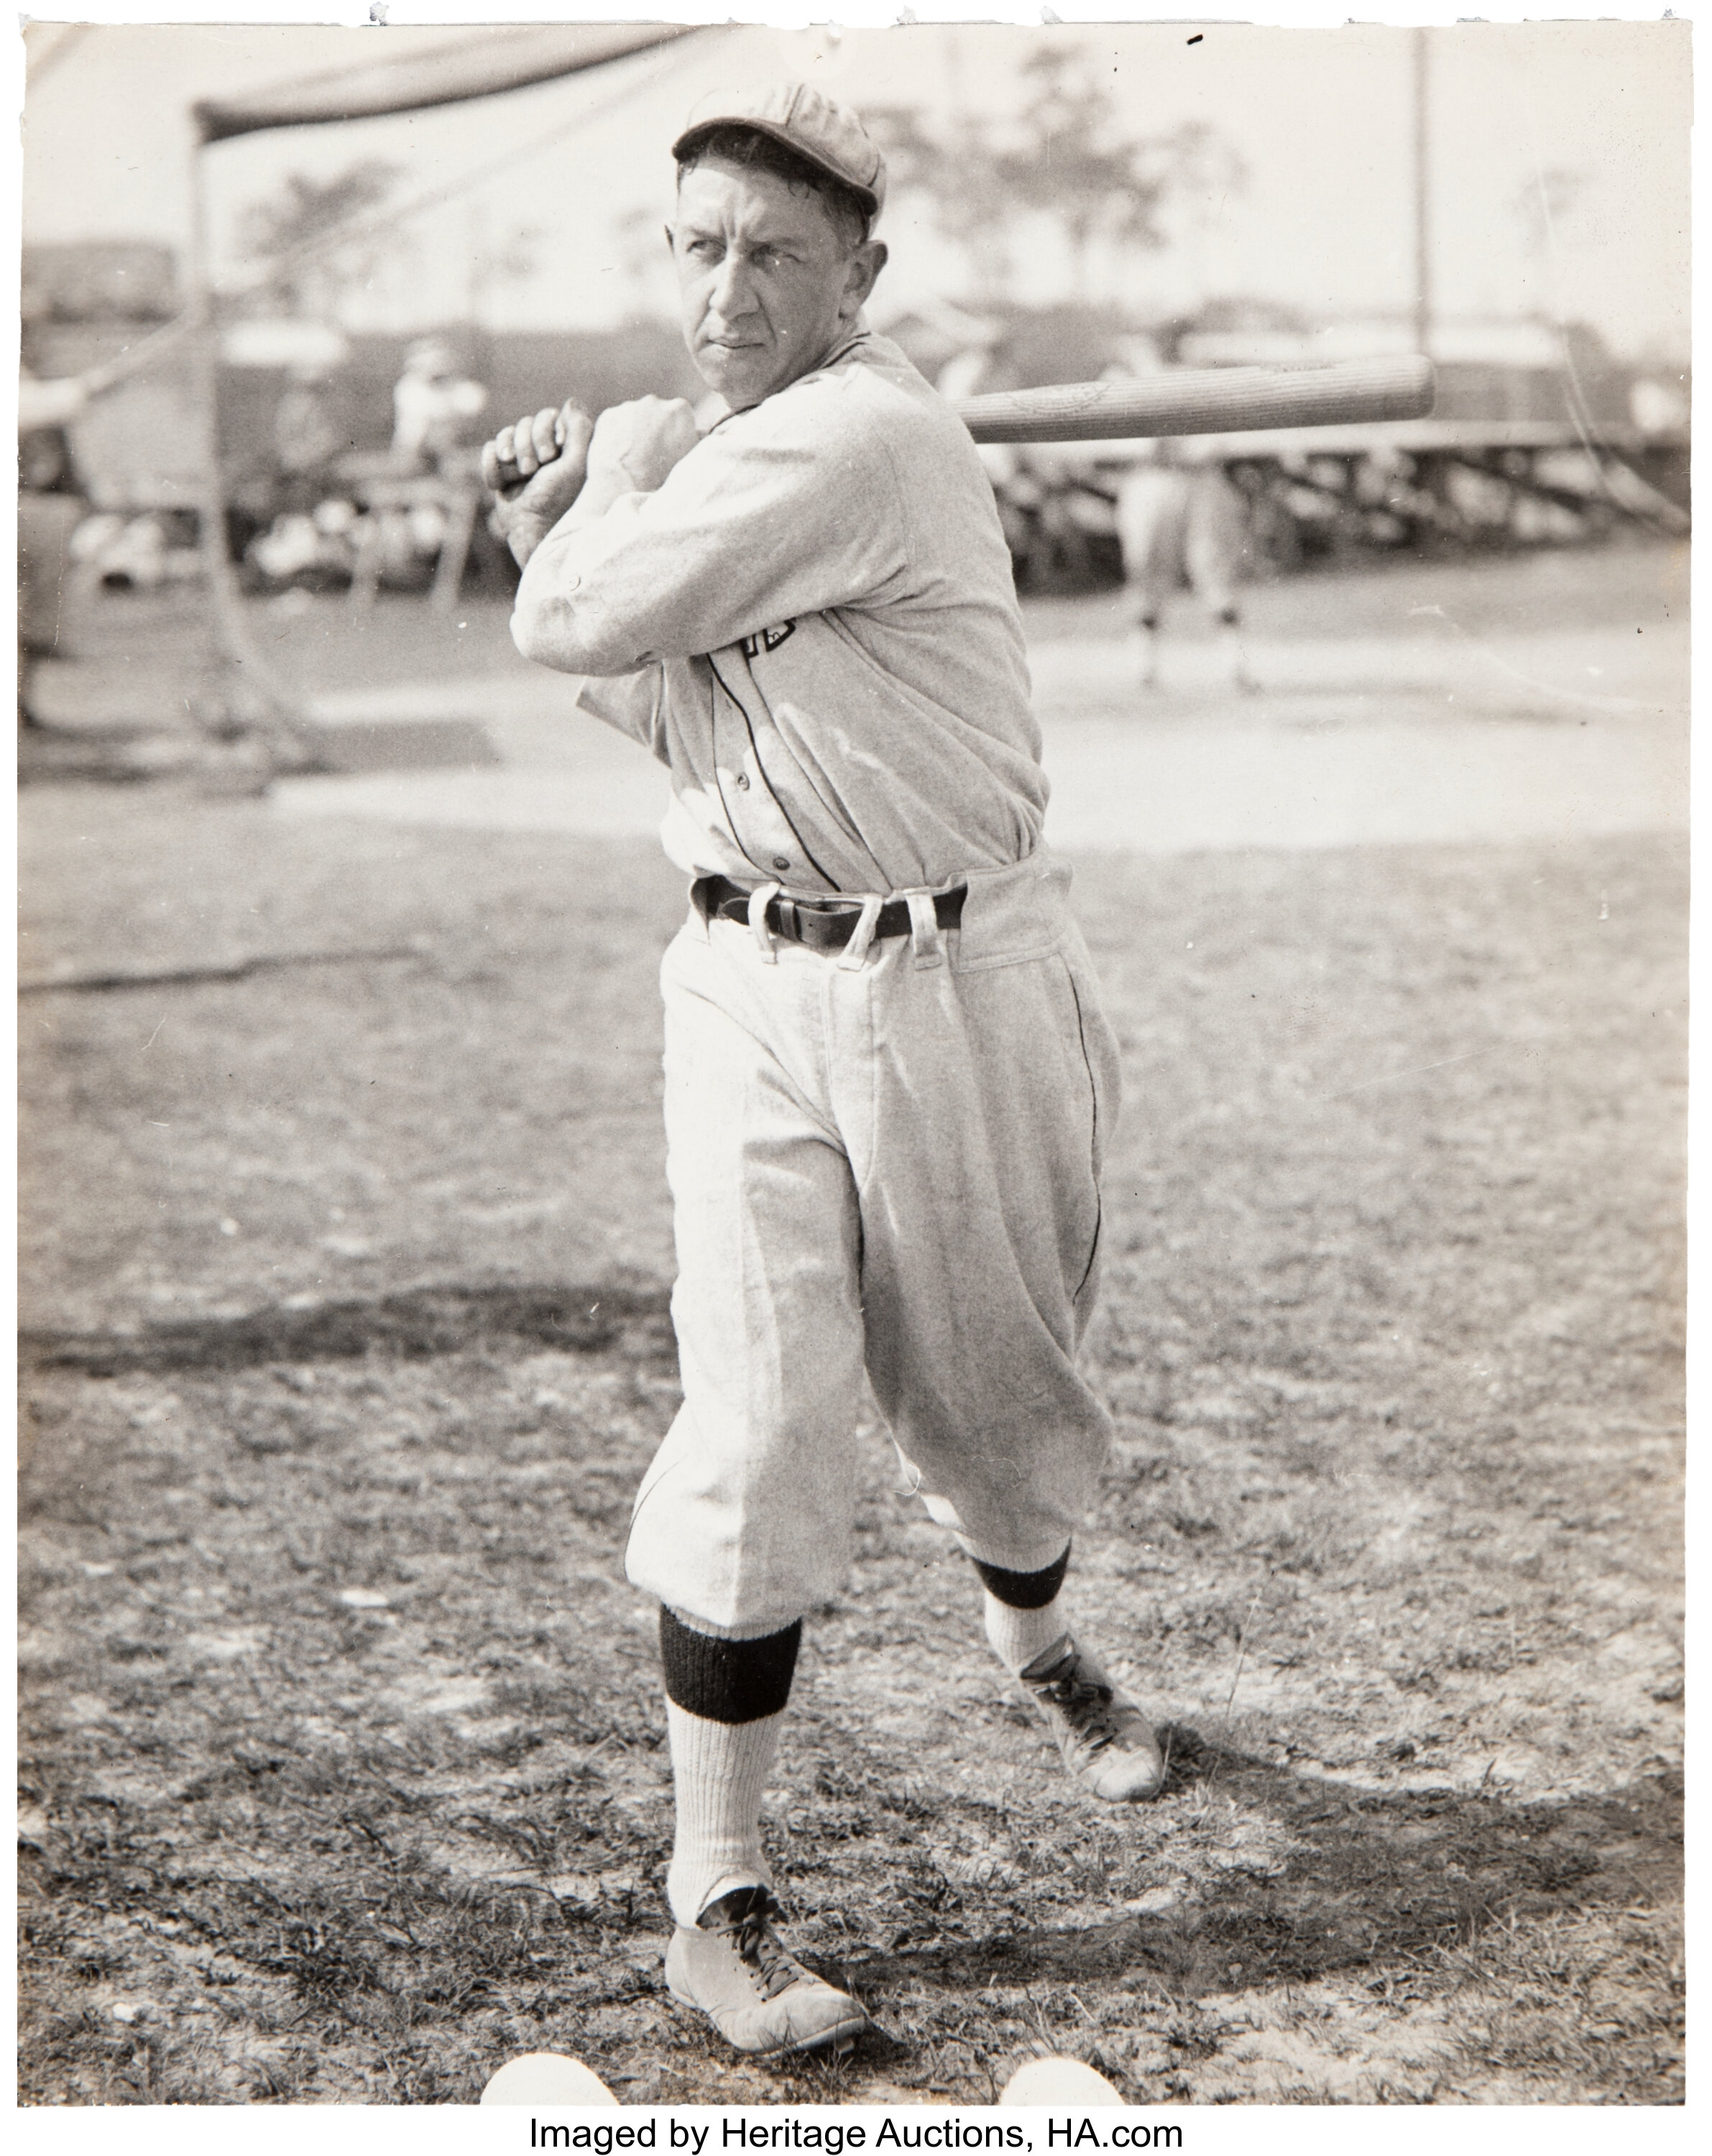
[697,875,966,953]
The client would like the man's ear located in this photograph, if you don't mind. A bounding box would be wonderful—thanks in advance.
[840,239,888,321]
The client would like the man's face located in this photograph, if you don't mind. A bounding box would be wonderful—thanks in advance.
[669,156,881,410]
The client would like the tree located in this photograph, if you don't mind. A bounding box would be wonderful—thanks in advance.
[867,103,1016,304]
[1000,47,1170,300]
[466,207,541,341]
[1146,121,1251,309]
[238,160,402,318]
[615,203,678,324]
[868,48,1246,309]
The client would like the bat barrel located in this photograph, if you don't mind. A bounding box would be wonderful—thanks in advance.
[955,355,1436,445]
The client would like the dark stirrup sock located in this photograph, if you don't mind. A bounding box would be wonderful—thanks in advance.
[972,1544,1074,1672]
[660,1608,804,1926]
[970,1542,1072,1611]
[659,1606,803,1724]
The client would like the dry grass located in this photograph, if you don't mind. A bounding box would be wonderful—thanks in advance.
[18,566,1684,2106]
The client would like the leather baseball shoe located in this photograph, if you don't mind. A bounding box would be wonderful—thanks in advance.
[1018,1634,1166,1801]
[665,1885,869,2056]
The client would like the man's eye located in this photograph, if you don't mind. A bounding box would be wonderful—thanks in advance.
[688,239,721,261]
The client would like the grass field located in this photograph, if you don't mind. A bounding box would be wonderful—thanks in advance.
[17,558,1685,2107]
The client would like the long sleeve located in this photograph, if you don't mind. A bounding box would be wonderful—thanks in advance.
[512,373,912,677]
[573,664,671,763]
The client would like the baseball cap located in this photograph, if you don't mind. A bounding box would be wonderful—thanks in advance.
[672,82,887,222]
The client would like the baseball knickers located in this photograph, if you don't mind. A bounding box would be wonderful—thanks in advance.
[625,850,1120,1634]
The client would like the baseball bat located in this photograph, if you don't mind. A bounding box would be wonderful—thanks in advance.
[952,354,1435,444]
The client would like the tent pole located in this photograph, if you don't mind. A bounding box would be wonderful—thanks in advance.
[187,139,316,771]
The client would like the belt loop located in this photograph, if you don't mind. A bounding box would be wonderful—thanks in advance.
[747,880,782,964]
[835,893,884,972]
[905,889,944,969]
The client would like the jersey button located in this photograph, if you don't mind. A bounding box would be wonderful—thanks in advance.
[771,856,791,872]
[734,773,750,791]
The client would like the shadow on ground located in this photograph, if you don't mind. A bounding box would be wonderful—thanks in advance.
[19,1279,676,1379]
[844,1742,1682,2004]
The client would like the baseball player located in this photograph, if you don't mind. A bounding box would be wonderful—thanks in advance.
[481,84,1164,2059]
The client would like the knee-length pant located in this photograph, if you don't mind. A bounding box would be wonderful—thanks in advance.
[625,851,1121,1634]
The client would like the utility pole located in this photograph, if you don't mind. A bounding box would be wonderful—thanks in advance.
[1412,27,1432,354]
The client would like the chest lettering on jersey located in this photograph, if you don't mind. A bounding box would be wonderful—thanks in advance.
[741,619,796,659]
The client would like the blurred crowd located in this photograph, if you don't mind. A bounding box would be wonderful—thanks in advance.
[236,335,496,596]
[19,303,1691,690]
[22,335,505,612]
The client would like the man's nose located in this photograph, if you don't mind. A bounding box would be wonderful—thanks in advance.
[706,251,755,320]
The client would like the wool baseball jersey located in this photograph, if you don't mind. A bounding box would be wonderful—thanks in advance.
[512,330,1046,895]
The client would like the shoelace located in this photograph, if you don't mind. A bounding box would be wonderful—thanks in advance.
[707,1893,803,1999]
[1033,1657,1121,1754]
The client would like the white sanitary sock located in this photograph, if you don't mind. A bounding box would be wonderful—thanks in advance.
[664,1700,783,1927]
[984,1593,1072,1674]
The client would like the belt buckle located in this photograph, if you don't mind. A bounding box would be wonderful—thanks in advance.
[817,899,867,951]
[773,896,800,942]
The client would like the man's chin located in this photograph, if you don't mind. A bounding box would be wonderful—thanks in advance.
[692,346,771,408]
[699,341,832,410]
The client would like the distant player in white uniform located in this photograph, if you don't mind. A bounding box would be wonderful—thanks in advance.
[482,85,1164,2060]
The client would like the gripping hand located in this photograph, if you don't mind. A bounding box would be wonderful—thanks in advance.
[584,396,700,497]
[481,401,594,557]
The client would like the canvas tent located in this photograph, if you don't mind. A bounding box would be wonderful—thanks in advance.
[175,24,698,760]
[192,24,693,142]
